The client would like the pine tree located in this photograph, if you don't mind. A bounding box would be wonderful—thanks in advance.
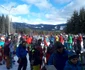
[79,8,85,33]
[5,15,9,34]
[1,14,5,34]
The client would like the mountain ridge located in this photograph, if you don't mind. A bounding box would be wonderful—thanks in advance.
[12,22,66,31]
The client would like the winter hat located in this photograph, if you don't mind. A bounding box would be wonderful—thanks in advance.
[68,51,79,60]
[54,41,64,49]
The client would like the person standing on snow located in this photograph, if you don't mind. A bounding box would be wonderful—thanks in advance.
[67,34,73,51]
[59,34,64,45]
[4,43,11,70]
[77,34,83,52]
[48,41,68,70]
[16,41,28,70]
[64,51,81,70]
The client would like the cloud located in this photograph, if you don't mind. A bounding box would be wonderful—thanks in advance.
[11,15,29,23]
[1,2,17,9]
[11,15,66,25]
[32,18,66,25]
[45,13,65,21]
[23,0,52,10]
[45,13,66,25]
[73,0,85,10]
[0,2,17,14]
[14,0,85,25]
[11,4,30,15]
[23,0,40,4]
[0,3,30,15]
[43,0,85,24]
[35,0,52,10]
[1,0,85,25]
[60,0,85,20]
[54,0,72,4]
[23,0,66,24]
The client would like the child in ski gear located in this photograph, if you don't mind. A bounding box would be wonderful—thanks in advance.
[64,51,81,70]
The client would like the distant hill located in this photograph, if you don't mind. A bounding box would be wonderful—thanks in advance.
[12,22,66,31]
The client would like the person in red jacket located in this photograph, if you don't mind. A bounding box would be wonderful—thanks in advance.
[36,39,43,62]
[26,36,33,44]
[59,34,64,44]
[76,34,83,54]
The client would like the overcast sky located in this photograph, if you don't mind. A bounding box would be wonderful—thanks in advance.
[0,0,85,25]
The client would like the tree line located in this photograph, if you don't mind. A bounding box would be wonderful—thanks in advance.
[65,8,85,34]
[0,14,32,34]
[0,14,58,35]
[0,14,15,35]
[0,15,9,34]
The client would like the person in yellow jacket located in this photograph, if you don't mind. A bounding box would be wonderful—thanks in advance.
[55,35,59,42]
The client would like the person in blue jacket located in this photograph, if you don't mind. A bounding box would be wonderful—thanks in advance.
[64,51,81,70]
[16,41,28,70]
[48,41,68,70]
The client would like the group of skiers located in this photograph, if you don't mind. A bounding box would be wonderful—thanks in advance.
[0,33,85,70]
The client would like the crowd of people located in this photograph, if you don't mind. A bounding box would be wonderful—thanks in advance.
[0,33,85,70]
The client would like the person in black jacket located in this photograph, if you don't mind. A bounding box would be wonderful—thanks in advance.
[29,44,42,70]
[4,43,11,69]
